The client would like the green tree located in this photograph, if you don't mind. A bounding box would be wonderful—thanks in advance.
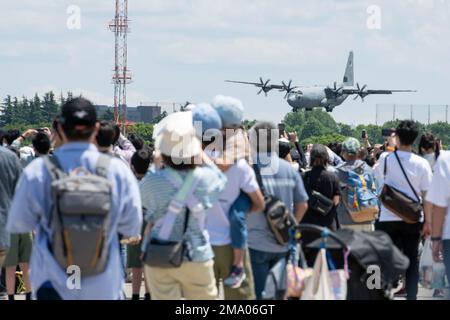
[354,124,384,145]
[426,122,450,148]
[11,97,21,125]
[284,111,305,137]
[301,118,325,140]
[301,133,347,146]
[29,94,44,124]
[42,91,59,122]
[100,108,115,121]
[337,123,354,137]
[242,119,256,130]
[306,109,338,133]
[382,120,400,131]
[127,123,154,144]
[59,92,66,106]
[0,95,13,125]
[283,109,338,140]
[16,96,30,124]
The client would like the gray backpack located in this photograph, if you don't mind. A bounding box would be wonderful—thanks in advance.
[44,154,112,277]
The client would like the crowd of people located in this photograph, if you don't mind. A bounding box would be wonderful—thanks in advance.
[0,96,449,301]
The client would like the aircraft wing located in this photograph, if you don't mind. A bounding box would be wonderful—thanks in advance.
[342,85,416,101]
[226,78,300,98]
[342,88,417,95]
[225,80,285,90]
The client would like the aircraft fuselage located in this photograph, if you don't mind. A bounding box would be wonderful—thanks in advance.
[286,86,349,112]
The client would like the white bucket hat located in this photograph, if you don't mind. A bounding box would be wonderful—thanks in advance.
[153,111,202,159]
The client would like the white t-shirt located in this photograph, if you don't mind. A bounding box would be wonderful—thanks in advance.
[374,151,433,222]
[426,151,450,240]
[206,158,259,246]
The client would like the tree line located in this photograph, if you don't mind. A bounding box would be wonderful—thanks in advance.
[0,92,81,129]
[1,93,449,149]
[282,109,450,149]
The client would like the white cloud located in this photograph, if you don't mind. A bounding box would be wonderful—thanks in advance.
[1,0,449,125]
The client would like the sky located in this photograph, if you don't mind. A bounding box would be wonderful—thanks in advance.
[1,0,450,125]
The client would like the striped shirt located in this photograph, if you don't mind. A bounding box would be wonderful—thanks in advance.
[140,162,227,262]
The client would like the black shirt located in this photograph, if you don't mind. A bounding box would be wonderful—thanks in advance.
[301,167,340,230]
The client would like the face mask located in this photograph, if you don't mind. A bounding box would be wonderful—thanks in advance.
[423,153,436,168]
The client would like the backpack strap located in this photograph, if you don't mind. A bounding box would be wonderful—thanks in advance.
[95,154,112,178]
[43,155,66,181]
[252,164,267,197]
[358,174,368,193]
[394,151,421,203]
[156,169,203,240]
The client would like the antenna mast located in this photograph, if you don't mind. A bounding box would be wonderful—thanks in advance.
[109,0,132,132]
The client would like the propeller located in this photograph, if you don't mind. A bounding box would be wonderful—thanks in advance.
[280,80,294,99]
[328,81,344,99]
[353,83,368,101]
[257,77,272,97]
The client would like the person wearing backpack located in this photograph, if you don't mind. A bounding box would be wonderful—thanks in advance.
[140,111,227,300]
[336,138,379,232]
[6,98,143,300]
[374,120,433,300]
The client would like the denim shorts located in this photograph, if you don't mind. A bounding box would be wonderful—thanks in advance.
[229,192,251,250]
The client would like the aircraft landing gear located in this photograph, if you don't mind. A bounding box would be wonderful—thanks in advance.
[325,107,333,113]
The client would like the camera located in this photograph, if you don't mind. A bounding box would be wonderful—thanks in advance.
[361,129,367,139]
[278,123,285,138]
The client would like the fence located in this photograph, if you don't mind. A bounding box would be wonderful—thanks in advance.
[375,104,449,125]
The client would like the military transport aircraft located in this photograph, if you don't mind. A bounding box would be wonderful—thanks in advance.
[226,51,416,112]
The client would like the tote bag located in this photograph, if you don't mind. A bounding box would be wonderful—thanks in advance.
[301,248,349,300]
[301,249,335,300]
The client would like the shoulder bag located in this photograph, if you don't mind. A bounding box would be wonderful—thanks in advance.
[379,151,423,224]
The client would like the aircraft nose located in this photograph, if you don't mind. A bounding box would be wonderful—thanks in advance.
[287,91,301,101]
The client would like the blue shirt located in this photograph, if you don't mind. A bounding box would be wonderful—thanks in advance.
[247,153,309,253]
[6,142,142,300]
[140,162,227,262]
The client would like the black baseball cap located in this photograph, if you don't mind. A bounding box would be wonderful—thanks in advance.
[59,98,97,129]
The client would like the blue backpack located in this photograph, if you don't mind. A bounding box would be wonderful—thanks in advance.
[338,162,379,223]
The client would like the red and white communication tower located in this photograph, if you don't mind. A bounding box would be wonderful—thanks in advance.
[109,0,132,130]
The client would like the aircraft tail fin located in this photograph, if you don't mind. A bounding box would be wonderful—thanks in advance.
[343,51,354,87]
